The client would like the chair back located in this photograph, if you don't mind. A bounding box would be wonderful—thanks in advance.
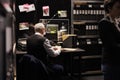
[18,54,49,80]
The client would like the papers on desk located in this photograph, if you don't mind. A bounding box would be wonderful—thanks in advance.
[62,48,78,51]
[61,48,85,52]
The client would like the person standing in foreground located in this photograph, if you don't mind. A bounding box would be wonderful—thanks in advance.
[98,0,120,80]
[27,23,63,80]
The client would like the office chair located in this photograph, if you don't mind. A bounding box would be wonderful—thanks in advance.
[18,54,50,80]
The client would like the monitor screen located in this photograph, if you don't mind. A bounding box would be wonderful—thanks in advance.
[40,19,69,42]
[45,24,58,41]
[46,24,58,34]
[39,19,69,33]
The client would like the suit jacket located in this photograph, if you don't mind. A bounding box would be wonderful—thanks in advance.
[27,34,48,64]
[99,16,120,65]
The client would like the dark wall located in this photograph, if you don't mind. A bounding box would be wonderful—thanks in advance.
[16,0,71,24]
[16,0,37,23]
[15,0,71,41]
[36,0,71,21]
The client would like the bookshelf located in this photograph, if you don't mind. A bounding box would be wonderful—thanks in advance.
[72,0,104,75]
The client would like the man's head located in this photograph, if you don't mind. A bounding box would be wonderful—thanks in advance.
[104,0,120,17]
[34,23,46,35]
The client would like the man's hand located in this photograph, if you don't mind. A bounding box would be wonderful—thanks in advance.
[52,46,61,51]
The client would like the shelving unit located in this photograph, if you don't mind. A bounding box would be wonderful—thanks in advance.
[72,0,104,76]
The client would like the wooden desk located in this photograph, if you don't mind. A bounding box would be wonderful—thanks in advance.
[61,48,84,53]
[16,48,84,54]
[16,48,85,78]
[61,48,85,77]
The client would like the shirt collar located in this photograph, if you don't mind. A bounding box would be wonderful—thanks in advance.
[108,15,119,26]
[109,15,115,23]
[106,14,115,23]
[35,32,43,37]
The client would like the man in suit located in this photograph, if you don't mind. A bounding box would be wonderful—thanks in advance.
[27,23,63,80]
[98,0,120,80]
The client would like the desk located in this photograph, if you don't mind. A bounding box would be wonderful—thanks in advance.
[61,48,85,78]
[61,48,84,53]
[49,48,85,78]
[16,48,85,78]
[16,48,84,54]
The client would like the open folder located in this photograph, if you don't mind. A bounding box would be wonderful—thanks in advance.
[62,34,77,48]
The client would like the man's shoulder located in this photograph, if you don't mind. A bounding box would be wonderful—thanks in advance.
[27,35,47,45]
[28,34,47,40]
[27,34,36,39]
[35,34,47,41]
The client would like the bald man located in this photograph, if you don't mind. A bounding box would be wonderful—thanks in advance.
[27,23,63,80]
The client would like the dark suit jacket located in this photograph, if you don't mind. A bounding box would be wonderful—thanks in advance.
[99,16,120,65]
[27,34,48,64]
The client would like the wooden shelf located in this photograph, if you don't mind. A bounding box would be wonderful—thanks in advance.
[73,1,103,5]
[73,21,86,25]
[73,21,98,25]
[73,1,87,5]
[81,55,101,59]
[77,35,99,39]
[81,70,103,76]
